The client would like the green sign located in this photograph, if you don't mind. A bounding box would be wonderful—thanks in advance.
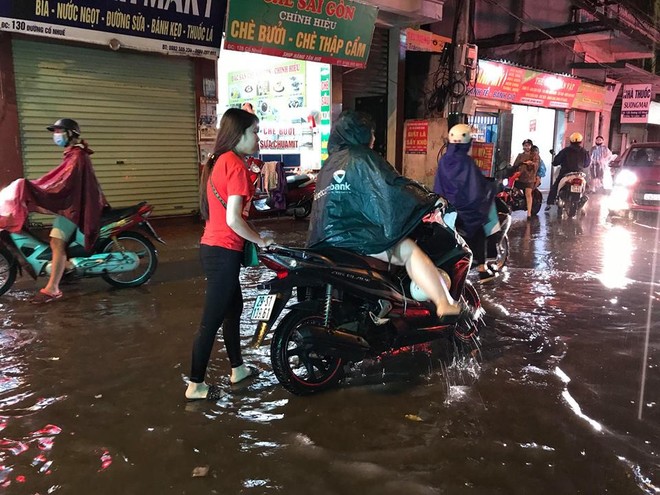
[224,0,378,69]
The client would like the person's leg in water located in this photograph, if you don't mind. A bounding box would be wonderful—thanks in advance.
[524,186,533,218]
[465,228,495,282]
[41,216,77,297]
[186,246,242,400]
[370,238,461,319]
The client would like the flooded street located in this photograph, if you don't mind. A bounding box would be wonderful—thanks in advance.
[1,197,659,494]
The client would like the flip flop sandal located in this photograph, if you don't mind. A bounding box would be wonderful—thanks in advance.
[185,384,224,402]
[30,289,63,304]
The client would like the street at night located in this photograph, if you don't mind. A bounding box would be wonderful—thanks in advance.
[0,198,658,494]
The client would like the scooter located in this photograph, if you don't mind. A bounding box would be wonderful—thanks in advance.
[496,170,543,216]
[556,172,588,218]
[0,201,164,296]
[249,159,316,219]
[249,199,484,396]
[486,197,511,271]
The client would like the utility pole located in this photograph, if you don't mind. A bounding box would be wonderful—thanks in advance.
[447,0,474,130]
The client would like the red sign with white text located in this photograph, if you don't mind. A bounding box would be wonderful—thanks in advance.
[471,142,495,177]
[469,60,581,108]
[404,120,428,154]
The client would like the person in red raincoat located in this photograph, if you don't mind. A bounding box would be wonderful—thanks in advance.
[23,118,107,303]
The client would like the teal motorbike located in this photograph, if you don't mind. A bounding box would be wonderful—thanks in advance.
[0,201,164,297]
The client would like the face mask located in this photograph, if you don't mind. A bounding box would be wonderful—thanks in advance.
[53,132,69,147]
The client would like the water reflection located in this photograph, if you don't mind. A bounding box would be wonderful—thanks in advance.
[598,225,634,289]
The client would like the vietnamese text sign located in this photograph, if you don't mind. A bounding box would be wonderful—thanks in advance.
[404,120,428,154]
[0,0,225,58]
[224,0,378,69]
[573,81,606,112]
[621,84,652,124]
[469,60,581,108]
[471,142,495,177]
[405,28,450,53]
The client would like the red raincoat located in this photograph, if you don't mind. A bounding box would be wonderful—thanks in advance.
[0,143,108,250]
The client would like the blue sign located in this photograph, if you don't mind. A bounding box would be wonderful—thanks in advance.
[0,0,227,58]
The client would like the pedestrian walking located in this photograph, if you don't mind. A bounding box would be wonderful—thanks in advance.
[186,108,274,401]
[589,135,613,192]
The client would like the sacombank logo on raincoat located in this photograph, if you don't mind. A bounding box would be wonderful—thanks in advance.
[315,169,352,199]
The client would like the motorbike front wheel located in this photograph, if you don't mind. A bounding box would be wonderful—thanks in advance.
[0,246,17,296]
[493,234,509,272]
[271,310,344,395]
[100,231,158,288]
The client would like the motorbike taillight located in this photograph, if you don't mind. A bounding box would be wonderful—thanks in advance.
[570,178,584,185]
[260,257,289,279]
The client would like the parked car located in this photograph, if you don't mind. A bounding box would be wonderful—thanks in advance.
[607,142,660,219]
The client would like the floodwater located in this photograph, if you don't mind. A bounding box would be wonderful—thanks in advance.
[0,197,658,494]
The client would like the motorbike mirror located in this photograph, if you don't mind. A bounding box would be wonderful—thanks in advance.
[549,149,554,155]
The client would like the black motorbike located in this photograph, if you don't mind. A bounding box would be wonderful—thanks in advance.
[496,170,543,216]
[250,202,484,396]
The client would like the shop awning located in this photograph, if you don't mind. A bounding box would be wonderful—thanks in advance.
[572,62,660,96]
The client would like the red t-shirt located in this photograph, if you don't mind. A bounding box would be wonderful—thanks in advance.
[200,151,254,251]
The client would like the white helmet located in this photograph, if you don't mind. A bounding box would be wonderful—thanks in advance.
[448,124,472,144]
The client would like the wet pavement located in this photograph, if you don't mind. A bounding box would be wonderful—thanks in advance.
[0,196,659,494]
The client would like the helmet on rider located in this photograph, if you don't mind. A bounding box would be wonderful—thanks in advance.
[47,118,81,137]
[47,118,81,148]
[569,132,583,143]
[448,124,472,144]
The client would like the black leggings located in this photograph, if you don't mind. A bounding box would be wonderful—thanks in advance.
[189,244,244,383]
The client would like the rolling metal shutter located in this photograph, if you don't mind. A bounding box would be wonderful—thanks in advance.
[12,38,199,219]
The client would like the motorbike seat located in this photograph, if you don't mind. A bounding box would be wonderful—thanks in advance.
[100,201,147,223]
[309,247,391,272]
[286,174,312,188]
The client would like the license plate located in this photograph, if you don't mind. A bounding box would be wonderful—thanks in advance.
[571,185,582,193]
[251,294,277,321]
[643,193,660,201]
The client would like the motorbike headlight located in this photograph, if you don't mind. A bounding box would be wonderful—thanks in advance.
[615,169,638,187]
[502,178,509,187]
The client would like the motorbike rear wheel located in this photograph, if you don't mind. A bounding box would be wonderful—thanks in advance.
[568,197,579,218]
[0,247,17,296]
[271,310,344,395]
[293,200,312,219]
[100,231,158,288]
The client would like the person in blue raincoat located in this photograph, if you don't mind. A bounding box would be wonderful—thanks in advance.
[434,124,498,282]
[307,110,463,320]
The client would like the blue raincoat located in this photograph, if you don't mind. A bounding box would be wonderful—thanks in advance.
[433,142,494,237]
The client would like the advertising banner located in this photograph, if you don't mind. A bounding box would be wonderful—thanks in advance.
[0,0,226,59]
[404,120,428,154]
[621,83,652,124]
[224,0,378,69]
[470,60,581,109]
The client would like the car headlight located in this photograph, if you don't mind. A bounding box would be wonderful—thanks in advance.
[615,169,638,187]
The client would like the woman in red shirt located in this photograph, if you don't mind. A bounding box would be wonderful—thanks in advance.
[186,108,274,401]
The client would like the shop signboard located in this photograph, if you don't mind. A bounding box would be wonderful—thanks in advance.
[405,28,451,53]
[572,81,606,112]
[404,121,428,154]
[224,0,378,69]
[471,142,495,177]
[0,0,225,58]
[621,83,652,124]
[470,60,581,109]
[320,65,331,161]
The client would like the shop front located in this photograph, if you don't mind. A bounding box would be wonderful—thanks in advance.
[0,0,226,218]
[467,60,607,190]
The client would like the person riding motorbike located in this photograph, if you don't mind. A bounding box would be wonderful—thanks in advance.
[433,124,499,282]
[545,132,590,211]
[307,110,465,321]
